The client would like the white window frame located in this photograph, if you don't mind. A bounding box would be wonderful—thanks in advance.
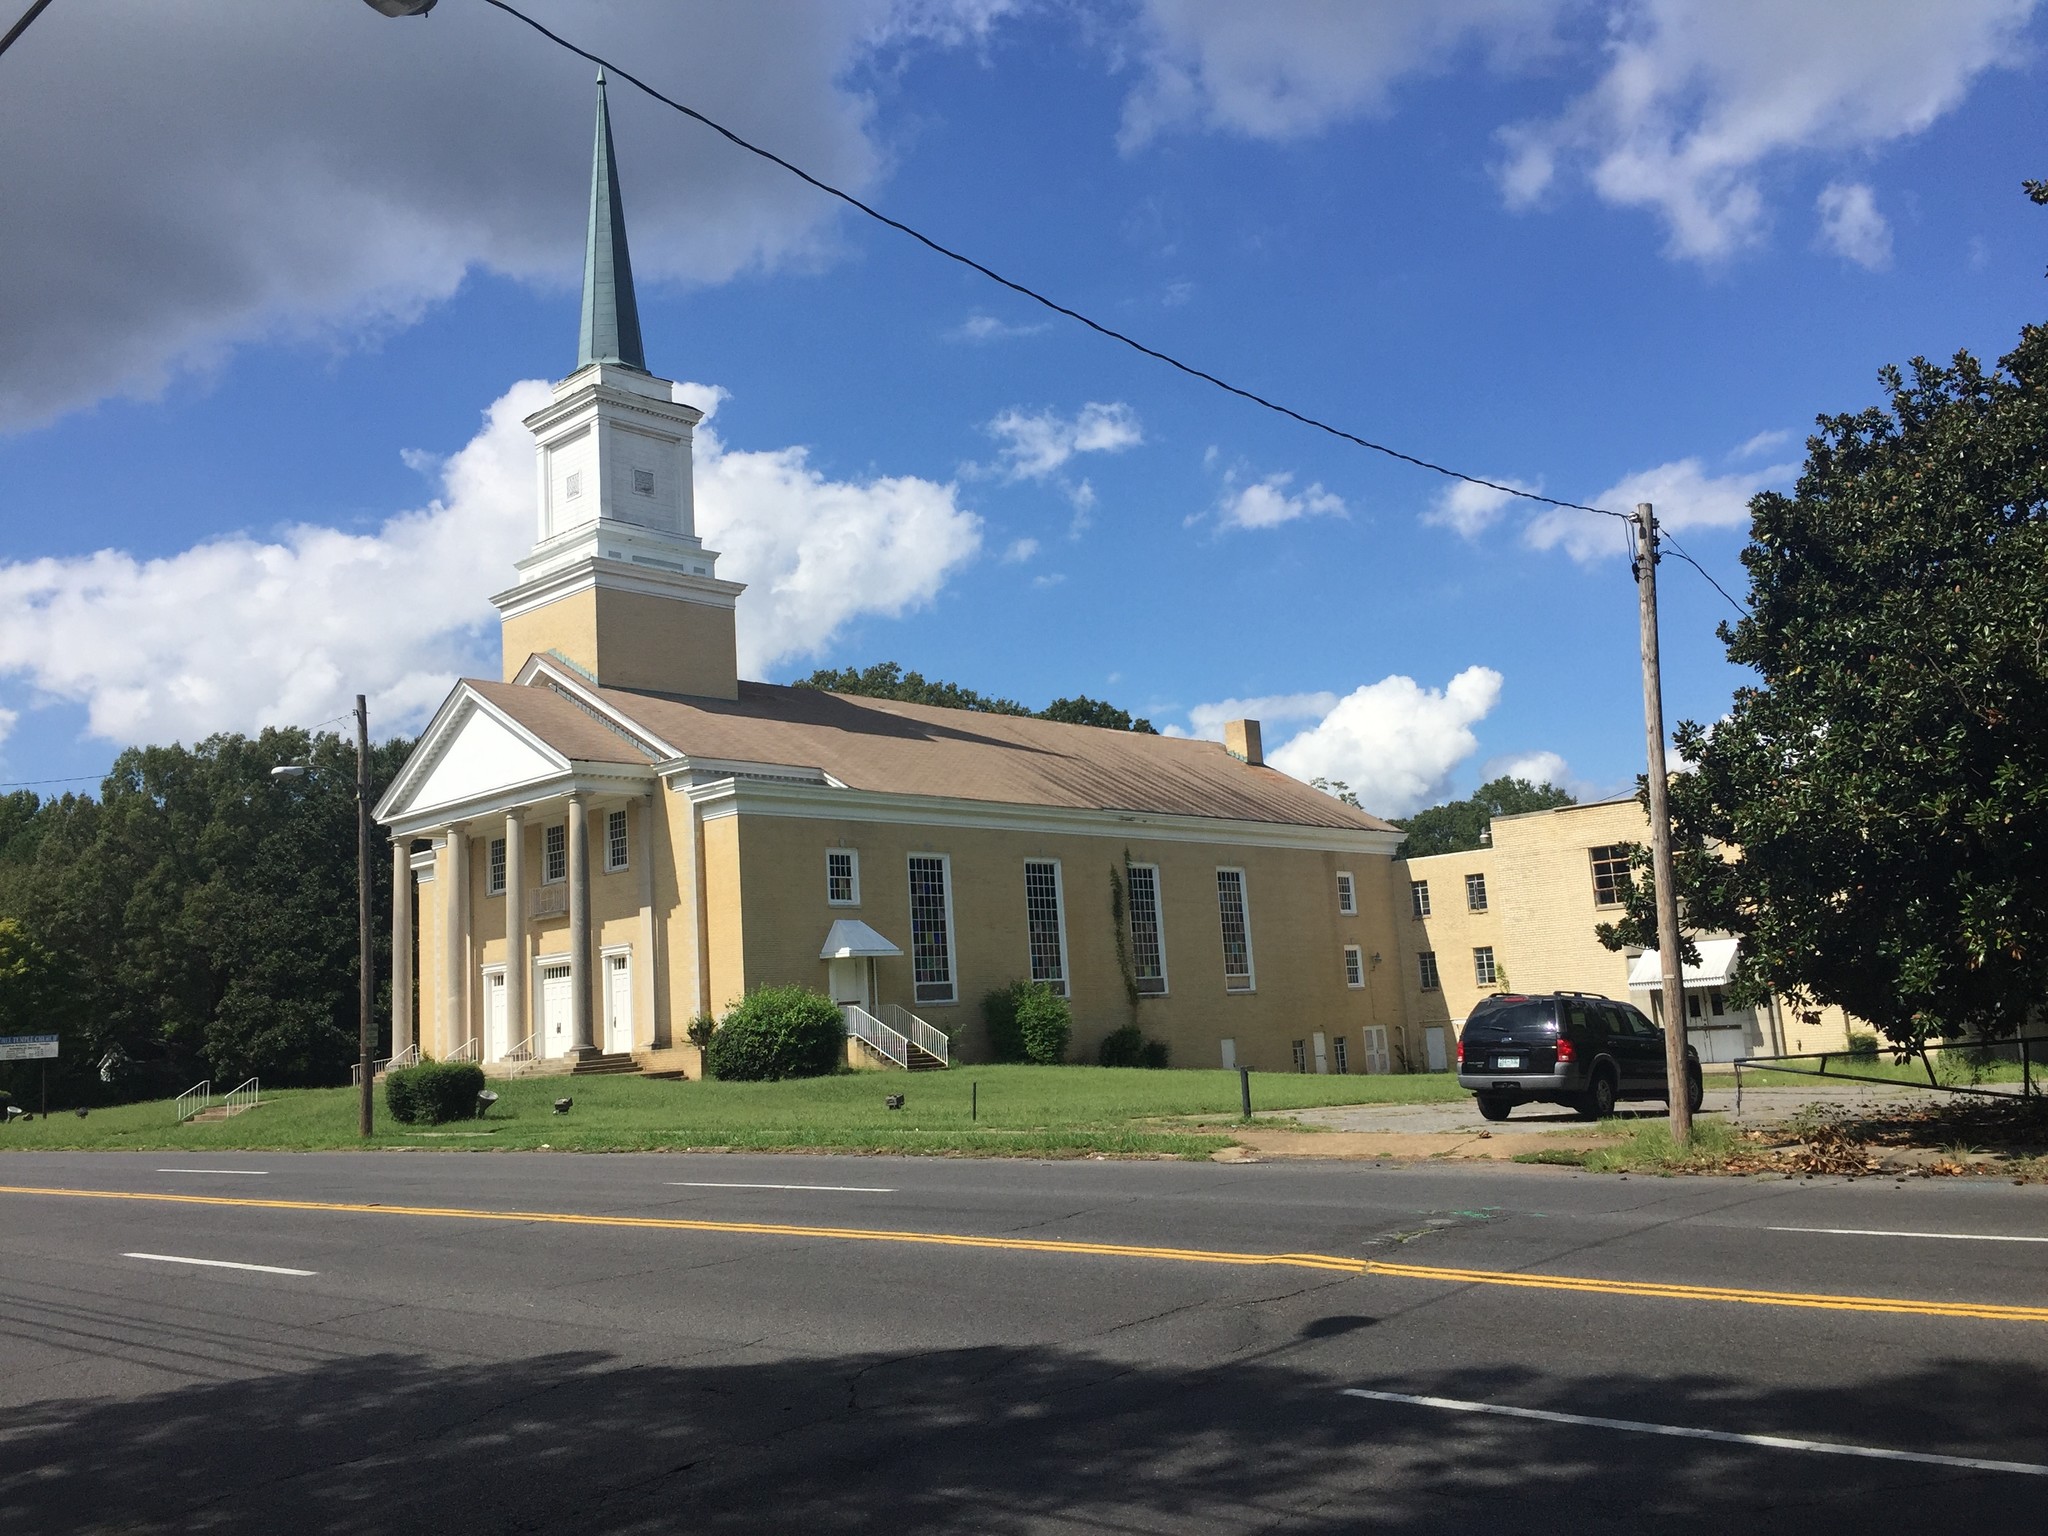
[1023,858,1070,997]
[1410,880,1431,919]
[604,808,629,874]
[1215,867,1256,993]
[826,848,861,906]
[543,823,567,885]
[1474,946,1498,987]
[1344,945,1365,988]
[1418,950,1441,991]
[1126,861,1169,996]
[1336,870,1357,915]
[1466,871,1488,912]
[906,853,958,1006]
[1332,1035,1349,1074]
[487,837,506,897]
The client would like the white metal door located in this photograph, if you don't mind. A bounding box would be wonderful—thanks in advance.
[1425,1026,1449,1072]
[540,963,572,1059]
[604,953,633,1055]
[1219,1037,1237,1070]
[484,971,507,1062]
[1312,1031,1329,1074]
[1362,1026,1392,1076]
[827,956,871,1012]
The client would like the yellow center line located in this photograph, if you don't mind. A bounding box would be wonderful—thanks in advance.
[5,1183,2043,1324]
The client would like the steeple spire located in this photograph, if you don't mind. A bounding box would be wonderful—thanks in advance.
[577,70,647,372]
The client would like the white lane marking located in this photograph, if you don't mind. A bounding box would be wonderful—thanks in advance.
[1767,1225,2048,1245]
[156,1168,269,1176]
[665,1181,896,1194]
[122,1253,316,1277]
[1339,1389,2048,1476]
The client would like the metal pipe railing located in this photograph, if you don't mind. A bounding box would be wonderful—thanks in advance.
[844,1005,908,1068]
[175,1081,210,1122]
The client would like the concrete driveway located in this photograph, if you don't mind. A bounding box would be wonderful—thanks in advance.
[1283,1083,1931,1138]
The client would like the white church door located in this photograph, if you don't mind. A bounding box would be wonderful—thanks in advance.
[826,957,872,1014]
[539,962,572,1058]
[483,970,508,1062]
[604,952,634,1055]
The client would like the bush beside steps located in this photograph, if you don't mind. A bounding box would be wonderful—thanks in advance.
[386,1060,488,1125]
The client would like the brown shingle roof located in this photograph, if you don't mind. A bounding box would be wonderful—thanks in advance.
[468,679,653,765]
[473,676,1394,833]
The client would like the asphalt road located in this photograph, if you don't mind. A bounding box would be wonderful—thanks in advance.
[3,1150,2046,1534]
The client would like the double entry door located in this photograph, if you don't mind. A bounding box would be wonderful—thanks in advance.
[533,954,633,1057]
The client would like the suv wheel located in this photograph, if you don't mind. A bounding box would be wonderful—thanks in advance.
[1684,1063,1704,1116]
[1476,1095,1513,1122]
[1577,1067,1617,1121]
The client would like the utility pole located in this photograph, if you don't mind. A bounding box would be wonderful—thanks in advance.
[355,694,375,1140]
[1630,504,1693,1143]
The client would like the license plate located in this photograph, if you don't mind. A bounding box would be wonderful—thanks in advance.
[1494,1054,1523,1070]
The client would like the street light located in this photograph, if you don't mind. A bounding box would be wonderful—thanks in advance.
[274,694,377,1139]
[361,1,437,16]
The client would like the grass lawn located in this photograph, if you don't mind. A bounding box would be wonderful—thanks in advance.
[1726,1056,2032,1090]
[0,1065,1467,1159]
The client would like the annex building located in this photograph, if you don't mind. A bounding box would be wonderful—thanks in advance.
[374,78,1411,1078]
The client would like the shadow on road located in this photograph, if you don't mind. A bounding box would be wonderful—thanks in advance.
[3,1333,2043,1533]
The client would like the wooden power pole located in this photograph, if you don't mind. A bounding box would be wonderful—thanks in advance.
[1630,504,1693,1143]
[355,694,375,1140]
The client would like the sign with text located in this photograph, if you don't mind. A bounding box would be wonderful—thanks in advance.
[0,1035,59,1061]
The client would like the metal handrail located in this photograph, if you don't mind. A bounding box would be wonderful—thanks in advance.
[225,1077,259,1115]
[884,1004,949,1066]
[175,1081,210,1122]
[389,1044,420,1070]
[502,1033,536,1062]
[844,1005,908,1068]
[446,1038,481,1063]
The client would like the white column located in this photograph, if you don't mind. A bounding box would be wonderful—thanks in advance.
[636,792,658,1049]
[391,841,414,1055]
[441,827,468,1059]
[504,808,527,1058]
[568,791,595,1055]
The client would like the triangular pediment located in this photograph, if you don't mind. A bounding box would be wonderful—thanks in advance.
[376,688,570,825]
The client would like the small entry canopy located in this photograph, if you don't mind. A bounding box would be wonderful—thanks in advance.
[1628,936,1741,991]
[819,919,904,960]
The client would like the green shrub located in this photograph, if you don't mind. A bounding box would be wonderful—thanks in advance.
[1139,1038,1170,1070]
[685,1011,718,1049]
[1098,1023,1146,1068]
[704,985,846,1082]
[385,1059,487,1125]
[1847,1030,1881,1058]
[1016,985,1072,1065]
[981,981,1032,1063]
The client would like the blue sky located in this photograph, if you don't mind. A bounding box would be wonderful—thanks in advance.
[1,1,2042,814]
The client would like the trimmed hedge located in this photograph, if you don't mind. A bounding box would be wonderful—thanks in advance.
[386,1059,487,1125]
[705,985,846,1082]
[1016,985,1072,1065]
[981,981,1031,1063]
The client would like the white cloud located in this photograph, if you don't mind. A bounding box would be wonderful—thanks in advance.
[1526,453,1797,562]
[1002,537,1040,563]
[1118,0,1568,149]
[1816,180,1894,268]
[1215,470,1346,532]
[0,1,1007,430]
[948,312,1049,342]
[1423,476,1538,539]
[1031,572,1067,589]
[1181,691,1341,741]
[1261,667,1505,818]
[1732,427,1792,459]
[1498,0,2032,262]
[0,379,981,747]
[984,402,1144,480]
[1477,748,1607,801]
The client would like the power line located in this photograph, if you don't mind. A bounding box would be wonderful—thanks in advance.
[1660,532,1750,617]
[479,0,1633,530]
[0,772,103,789]
[0,0,56,62]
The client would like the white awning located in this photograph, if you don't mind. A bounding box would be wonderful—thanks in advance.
[819,919,904,960]
[1628,937,1740,990]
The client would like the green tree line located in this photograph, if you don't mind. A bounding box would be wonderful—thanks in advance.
[0,728,411,1106]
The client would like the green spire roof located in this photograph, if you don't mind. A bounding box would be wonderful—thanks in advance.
[577,70,647,372]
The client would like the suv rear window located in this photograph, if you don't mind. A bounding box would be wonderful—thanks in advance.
[1462,1001,1558,1039]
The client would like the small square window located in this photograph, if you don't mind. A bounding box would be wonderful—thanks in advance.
[1336,871,1356,915]
[565,470,582,500]
[633,467,655,496]
[605,809,629,873]
[826,848,859,905]
[1410,880,1431,919]
[1474,946,1498,987]
[1466,872,1488,912]
[1344,945,1365,988]
[1417,950,1440,991]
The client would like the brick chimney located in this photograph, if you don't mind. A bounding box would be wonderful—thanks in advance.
[1223,719,1263,767]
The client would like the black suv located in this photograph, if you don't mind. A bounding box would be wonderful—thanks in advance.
[1456,991,1703,1122]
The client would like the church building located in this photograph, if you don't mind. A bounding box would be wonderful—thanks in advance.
[375,78,1414,1076]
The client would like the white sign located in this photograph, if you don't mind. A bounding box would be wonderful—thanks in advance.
[0,1035,59,1061]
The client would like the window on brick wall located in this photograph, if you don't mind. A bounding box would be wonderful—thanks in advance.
[826,848,859,905]
[1025,859,1067,994]
[908,854,956,1005]
[487,838,506,896]
[1466,872,1488,912]
[1336,871,1356,914]
[1474,946,1498,987]
[1126,863,1168,995]
[1410,880,1431,919]
[1418,950,1441,991]
[544,824,567,884]
[1344,945,1365,988]
[605,809,629,873]
[1216,869,1255,991]
[1590,844,1633,907]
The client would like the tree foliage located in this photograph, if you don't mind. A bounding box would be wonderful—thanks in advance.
[1394,777,1576,857]
[796,662,1156,732]
[0,728,410,1100]
[1665,318,2048,1046]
